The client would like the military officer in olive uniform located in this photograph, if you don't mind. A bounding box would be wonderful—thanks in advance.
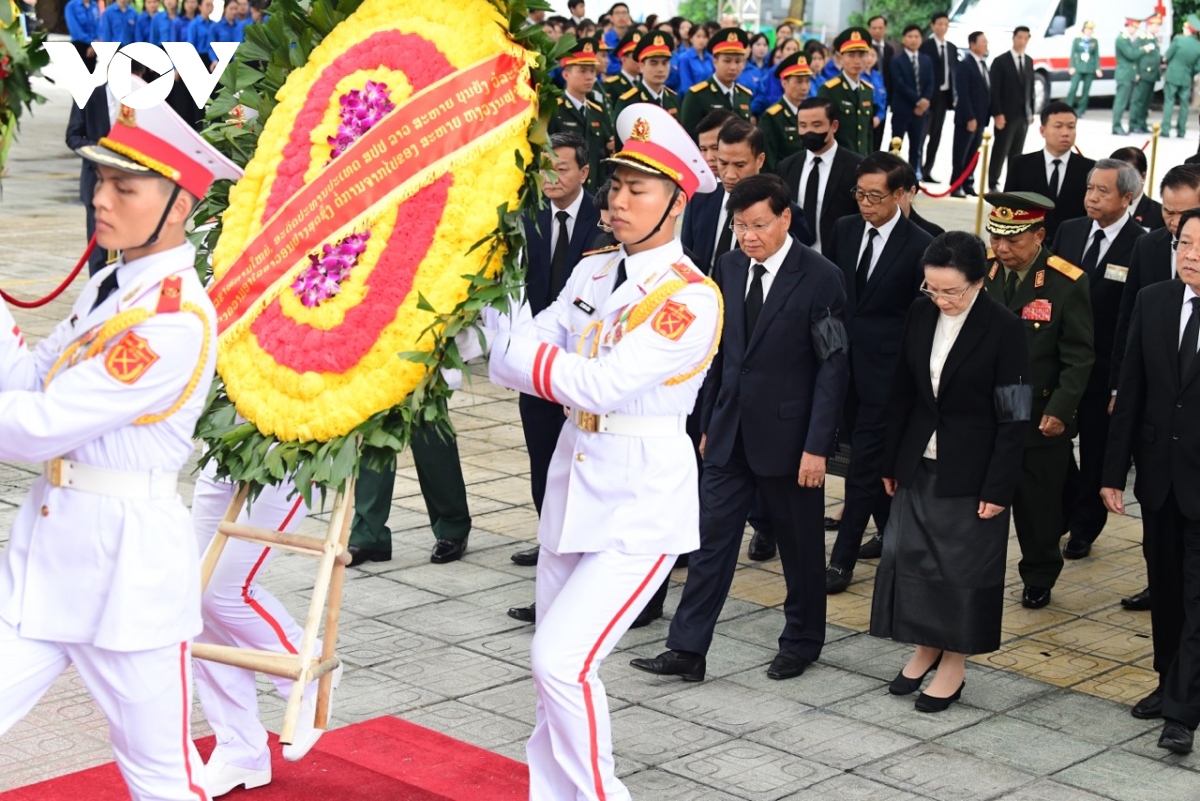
[982,192,1095,610]
[758,52,813,173]
[615,32,680,120]
[1065,21,1103,116]
[1129,14,1163,134]
[817,27,875,156]
[550,37,614,193]
[604,29,642,105]
[1162,16,1200,137]
[1114,17,1143,135]
[678,27,752,141]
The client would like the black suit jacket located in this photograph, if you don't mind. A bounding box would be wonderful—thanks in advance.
[65,89,111,205]
[1050,216,1143,393]
[523,193,601,314]
[700,236,849,475]
[990,50,1034,120]
[1132,195,1165,231]
[873,39,897,95]
[919,36,958,96]
[1111,226,1173,389]
[908,208,945,238]
[680,188,813,274]
[883,292,1030,504]
[1004,151,1095,241]
[1105,280,1200,519]
[954,53,991,128]
[827,211,934,408]
[775,145,863,258]
[889,50,935,131]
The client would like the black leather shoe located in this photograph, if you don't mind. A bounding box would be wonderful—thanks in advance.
[923,172,940,184]
[1132,687,1164,719]
[748,530,777,561]
[950,189,966,199]
[430,539,467,564]
[1022,586,1052,609]
[1062,537,1092,559]
[1158,720,1194,754]
[1121,587,1151,611]
[823,516,841,531]
[963,187,977,197]
[825,565,852,594]
[766,650,812,680]
[915,681,964,713]
[630,604,663,629]
[507,603,536,623]
[510,545,540,566]
[858,534,883,560]
[889,653,942,696]
[348,546,391,567]
[629,650,706,681]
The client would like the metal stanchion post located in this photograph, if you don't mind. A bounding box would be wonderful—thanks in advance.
[975,131,992,237]
[890,136,902,156]
[1148,123,1161,199]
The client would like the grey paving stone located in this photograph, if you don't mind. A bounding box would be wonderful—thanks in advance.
[789,773,929,800]
[1008,689,1159,745]
[956,666,1058,713]
[660,739,840,800]
[726,661,885,708]
[455,578,537,613]
[643,679,812,737]
[1121,726,1200,771]
[375,645,527,697]
[334,617,443,668]
[603,655,710,705]
[317,667,448,723]
[857,742,1034,801]
[623,768,747,800]
[995,779,1115,801]
[328,573,445,618]
[609,706,733,766]
[381,598,528,645]
[381,560,521,597]
[936,715,1104,774]
[1055,749,1200,801]
[746,708,920,771]
[459,626,536,670]
[828,690,992,741]
[819,633,916,681]
[403,700,531,749]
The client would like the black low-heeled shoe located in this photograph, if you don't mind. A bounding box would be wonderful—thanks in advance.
[915,680,965,713]
[889,653,942,696]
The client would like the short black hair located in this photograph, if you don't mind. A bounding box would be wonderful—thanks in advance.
[696,108,738,137]
[803,39,828,58]
[902,23,922,36]
[1161,164,1200,194]
[798,96,835,122]
[1177,207,1200,239]
[608,2,628,13]
[968,30,984,46]
[1040,100,1076,125]
[1013,25,1030,36]
[549,132,588,170]
[899,161,919,191]
[568,0,584,9]
[717,119,765,157]
[921,231,988,282]
[931,11,948,23]
[867,14,887,26]
[726,173,790,217]
[1110,145,1148,176]
[856,151,908,193]
[593,178,611,210]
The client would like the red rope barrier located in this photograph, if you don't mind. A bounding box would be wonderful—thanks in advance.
[1,235,96,309]
[918,149,981,198]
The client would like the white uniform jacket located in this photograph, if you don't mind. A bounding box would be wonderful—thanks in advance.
[0,243,216,651]
[488,239,720,556]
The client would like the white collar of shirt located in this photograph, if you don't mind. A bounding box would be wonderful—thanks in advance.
[975,54,988,68]
[644,84,663,101]
[714,78,736,96]
[621,70,638,85]
[800,142,837,249]
[549,190,585,253]
[564,91,587,112]
[1182,284,1200,347]
[1044,148,1069,188]
[90,242,195,317]
[783,96,801,115]
[905,47,919,56]
[1011,49,1025,63]
[859,206,902,278]
[1086,212,1129,257]
[873,39,886,48]
[842,72,860,90]
[747,234,793,300]
[617,237,684,287]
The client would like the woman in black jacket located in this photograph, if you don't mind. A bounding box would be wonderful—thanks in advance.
[871,231,1031,712]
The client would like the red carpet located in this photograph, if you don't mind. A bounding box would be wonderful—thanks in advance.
[0,716,529,800]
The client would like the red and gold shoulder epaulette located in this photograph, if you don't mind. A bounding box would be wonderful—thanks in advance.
[670,261,706,284]
[1046,255,1084,281]
[156,275,183,313]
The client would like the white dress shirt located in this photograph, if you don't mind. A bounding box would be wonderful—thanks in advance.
[711,187,731,257]
[932,36,950,90]
[1043,149,1070,195]
[975,54,990,88]
[1084,212,1131,267]
[856,205,903,279]
[1181,284,1200,350]
[746,233,794,301]
[549,189,585,256]
[798,140,839,252]
[714,77,737,105]
[925,288,981,458]
[842,72,861,91]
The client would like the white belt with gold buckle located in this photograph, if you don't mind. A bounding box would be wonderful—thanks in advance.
[569,410,686,437]
[44,457,179,500]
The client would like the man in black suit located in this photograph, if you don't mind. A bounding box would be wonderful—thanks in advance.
[868,14,897,151]
[919,12,957,183]
[1103,207,1200,755]
[989,26,1035,192]
[890,24,934,176]
[775,97,864,258]
[1051,160,1143,560]
[1111,146,1166,231]
[65,86,116,275]
[825,152,934,592]
[951,31,991,199]
[630,174,849,682]
[898,162,944,238]
[1004,101,1095,242]
[1109,164,1200,614]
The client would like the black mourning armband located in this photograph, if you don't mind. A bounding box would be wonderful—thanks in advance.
[812,310,848,361]
[994,383,1032,423]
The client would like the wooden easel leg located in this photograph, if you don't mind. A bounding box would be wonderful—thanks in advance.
[315,474,354,729]
[198,483,249,593]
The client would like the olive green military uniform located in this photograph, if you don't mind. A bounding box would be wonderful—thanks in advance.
[817,73,874,156]
[678,78,752,141]
[1130,31,1162,132]
[1113,31,1141,133]
[1163,32,1200,136]
[1065,36,1101,116]
[983,247,1095,590]
[604,71,638,105]
[758,99,804,173]
[613,83,679,147]
[549,95,614,193]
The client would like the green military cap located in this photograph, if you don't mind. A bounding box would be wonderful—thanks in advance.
[634,30,675,61]
[775,51,814,79]
[616,29,643,59]
[833,26,871,54]
[708,27,750,56]
[1188,14,1200,32]
[560,37,603,67]
[983,192,1055,235]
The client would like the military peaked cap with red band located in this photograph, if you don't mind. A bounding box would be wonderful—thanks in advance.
[708,27,749,56]
[561,37,602,67]
[833,26,871,54]
[634,31,675,61]
[775,52,813,80]
[605,103,717,199]
[616,29,643,58]
[983,191,1055,236]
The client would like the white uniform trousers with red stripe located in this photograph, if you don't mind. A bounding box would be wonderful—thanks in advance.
[528,547,677,801]
[0,622,208,800]
[190,467,317,770]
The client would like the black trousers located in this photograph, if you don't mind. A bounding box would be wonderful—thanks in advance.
[873,116,887,151]
[951,123,984,194]
[923,88,954,175]
[1063,390,1112,544]
[892,115,927,174]
[989,114,1029,190]
[829,400,891,571]
[518,393,565,515]
[1012,439,1072,588]
[1145,490,1200,728]
[667,431,826,660]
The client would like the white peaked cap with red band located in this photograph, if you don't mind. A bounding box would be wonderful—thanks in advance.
[605,103,717,200]
[76,101,243,199]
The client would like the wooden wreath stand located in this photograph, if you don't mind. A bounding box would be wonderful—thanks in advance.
[192,475,357,745]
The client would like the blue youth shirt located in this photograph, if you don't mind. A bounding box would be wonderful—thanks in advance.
[99,3,138,46]
[65,0,101,43]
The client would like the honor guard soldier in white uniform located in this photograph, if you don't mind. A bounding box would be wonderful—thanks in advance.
[459,103,719,801]
[0,101,239,800]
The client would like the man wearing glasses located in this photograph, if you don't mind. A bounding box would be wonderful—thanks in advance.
[983,192,1094,610]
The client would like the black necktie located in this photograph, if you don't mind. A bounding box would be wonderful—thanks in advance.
[804,156,822,237]
[856,228,878,298]
[613,258,627,290]
[980,58,989,88]
[1004,269,1019,304]
[1180,297,1200,378]
[1016,54,1023,82]
[90,270,120,311]
[939,42,946,85]
[1080,229,1104,276]
[714,217,734,268]
[745,262,766,337]
[1049,158,1062,198]
[911,53,919,85]
[549,209,570,299]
